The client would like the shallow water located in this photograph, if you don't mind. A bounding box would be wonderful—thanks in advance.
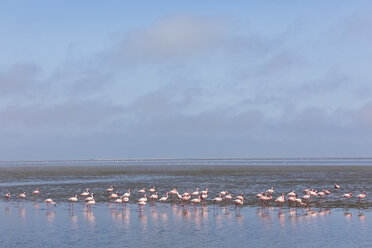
[0,159,371,247]
[1,202,371,248]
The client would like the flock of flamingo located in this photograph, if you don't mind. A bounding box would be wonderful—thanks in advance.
[3,183,367,210]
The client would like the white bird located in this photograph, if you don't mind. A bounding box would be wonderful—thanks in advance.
[234,198,244,209]
[200,188,209,195]
[149,192,159,201]
[213,194,223,203]
[220,191,228,196]
[192,188,199,196]
[357,191,366,200]
[266,187,274,194]
[81,188,90,197]
[138,194,147,202]
[343,193,352,198]
[287,191,296,197]
[68,195,78,204]
[107,185,114,192]
[114,197,123,204]
[85,193,95,202]
[159,193,169,203]
[122,189,131,198]
[256,192,264,198]
[275,193,285,206]
[335,184,340,189]
[110,191,119,199]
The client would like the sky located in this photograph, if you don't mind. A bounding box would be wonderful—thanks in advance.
[1,1,372,160]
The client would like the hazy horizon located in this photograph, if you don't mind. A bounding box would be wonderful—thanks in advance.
[1,1,372,160]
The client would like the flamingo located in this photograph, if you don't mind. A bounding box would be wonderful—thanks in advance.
[138,200,146,207]
[302,194,310,202]
[236,193,244,201]
[318,190,325,201]
[192,188,199,196]
[303,186,310,194]
[85,193,94,202]
[182,190,191,198]
[275,193,285,207]
[201,193,208,202]
[182,194,191,205]
[190,196,201,207]
[5,193,10,199]
[169,188,178,195]
[288,196,296,206]
[256,192,264,198]
[335,184,340,189]
[68,195,78,206]
[87,198,95,208]
[266,187,274,195]
[44,198,53,205]
[225,194,232,202]
[122,189,131,198]
[138,188,146,194]
[149,192,159,201]
[122,197,129,204]
[159,193,169,204]
[114,197,123,205]
[138,194,147,202]
[220,191,228,197]
[19,192,26,198]
[32,188,40,195]
[213,194,223,203]
[343,193,352,198]
[149,186,156,193]
[200,188,209,195]
[110,191,119,199]
[234,198,244,209]
[357,192,366,201]
[324,188,331,195]
[287,191,296,198]
[107,185,114,193]
[81,188,90,198]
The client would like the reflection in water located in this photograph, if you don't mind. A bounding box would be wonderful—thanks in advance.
[358,212,366,221]
[5,205,10,215]
[138,209,147,232]
[20,207,26,219]
[82,208,95,228]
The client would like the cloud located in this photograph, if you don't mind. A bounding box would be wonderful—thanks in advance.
[109,15,229,64]
[0,63,44,97]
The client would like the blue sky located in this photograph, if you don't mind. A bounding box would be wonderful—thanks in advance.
[1,1,372,159]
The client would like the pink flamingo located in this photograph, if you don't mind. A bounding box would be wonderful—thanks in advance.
[5,193,10,199]
[32,188,40,195]
[159,192,169,205]
[192,188,199,196]
[107,185,114,193]
[110,191,119,199]
[149,186,156,193]
[19,192,26,198]
[149,192,159,201]
[357,192,366,201]
[138,188,146,194]
[68,195,78,206]
[275,193,285,207]
[122,189,131,198]
[81,188,90,198]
